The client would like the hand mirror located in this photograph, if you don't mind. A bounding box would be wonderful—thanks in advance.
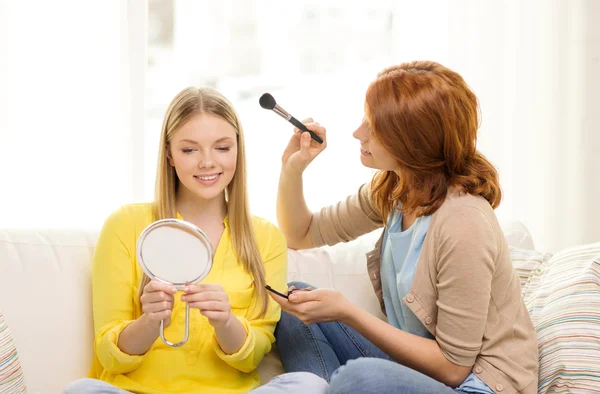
[136,219,213,347]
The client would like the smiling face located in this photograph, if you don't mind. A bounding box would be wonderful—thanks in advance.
[168,113,238,202]
[352,119,400,171]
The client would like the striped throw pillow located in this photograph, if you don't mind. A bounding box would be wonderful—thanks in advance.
[509,246,552,296]
[0,308,27,394]
[524,242,600,394]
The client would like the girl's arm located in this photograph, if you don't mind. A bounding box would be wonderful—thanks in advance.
[277,124,326,249]
[92,207,150,374]
[277,124,383,250]
[118,280,176,355]
[277,166,314,249]
[344,305,472,387]
[182,282,249,355]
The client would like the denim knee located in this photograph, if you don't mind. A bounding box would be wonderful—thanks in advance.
[287,281,315,290]
[328,358,395,394]
[329,358,457,394]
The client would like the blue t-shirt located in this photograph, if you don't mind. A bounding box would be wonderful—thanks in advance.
[380,209,493,394]
[380,209,433,338]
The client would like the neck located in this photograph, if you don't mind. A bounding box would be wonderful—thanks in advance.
[175,187,227,225]
[401,210,417,231]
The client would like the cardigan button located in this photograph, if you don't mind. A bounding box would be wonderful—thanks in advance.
[474,366,483,374]
[495,384,504,392]
[425,317,432,325]
[406,294,415,303]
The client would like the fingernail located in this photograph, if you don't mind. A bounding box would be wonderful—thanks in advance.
[184,286,189,292]
[171,287,177,293]
[288,294,297,302]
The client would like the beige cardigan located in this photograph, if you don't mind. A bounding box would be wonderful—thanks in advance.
[309,184,538,394]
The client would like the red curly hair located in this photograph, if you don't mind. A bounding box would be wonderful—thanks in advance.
[366,61,501,221]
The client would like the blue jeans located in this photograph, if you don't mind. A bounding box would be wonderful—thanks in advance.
[64,372,328,394]
[275,282,493,394]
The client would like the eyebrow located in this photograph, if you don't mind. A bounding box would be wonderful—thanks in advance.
[178,137,234,144]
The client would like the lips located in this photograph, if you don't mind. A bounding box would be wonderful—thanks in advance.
[194,173,220,181]
[360,148,372,156]
[193,173,223,185]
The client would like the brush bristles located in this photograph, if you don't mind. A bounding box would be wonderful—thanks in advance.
[259,93,276,110]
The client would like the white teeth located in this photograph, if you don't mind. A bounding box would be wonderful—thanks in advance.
[196,174,218,181]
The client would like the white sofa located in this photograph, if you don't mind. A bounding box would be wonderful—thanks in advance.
[0,223,534,394]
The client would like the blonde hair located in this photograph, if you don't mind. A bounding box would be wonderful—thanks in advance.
[138,87,268,317]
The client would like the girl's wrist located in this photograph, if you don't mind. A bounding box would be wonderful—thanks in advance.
[214,311,235,330]
[139,313,161,333]
[281,165,304,179]
[339,301,359,326]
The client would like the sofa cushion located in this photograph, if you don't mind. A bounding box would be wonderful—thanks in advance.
[0,229,97,394]
[501,220,537,250]
[509,246,552,295]
[524,242,600,394]
[0,308,27,393]
[287,229,386,320]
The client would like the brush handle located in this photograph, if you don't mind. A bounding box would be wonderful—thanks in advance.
[289,116,324,144]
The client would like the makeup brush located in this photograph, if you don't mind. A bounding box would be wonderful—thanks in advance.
[259,93,323,144]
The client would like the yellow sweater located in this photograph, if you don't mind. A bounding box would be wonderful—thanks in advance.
[89,203,288,394]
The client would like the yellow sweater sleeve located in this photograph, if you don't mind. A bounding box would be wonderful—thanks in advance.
[92,207,146,374]
[212,225,288,373]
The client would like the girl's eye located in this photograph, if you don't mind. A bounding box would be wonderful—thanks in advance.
[182,148,195,154]
[216,147,231,152]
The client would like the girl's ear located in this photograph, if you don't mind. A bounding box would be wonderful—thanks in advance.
[166,145,174,167]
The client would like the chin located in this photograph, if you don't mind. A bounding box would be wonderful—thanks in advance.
[359,156,378,170]
[179,181,226,202]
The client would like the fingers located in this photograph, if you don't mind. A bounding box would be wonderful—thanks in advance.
[141,290,174,305]
[298,131,312,155]
[288,288,318,303]
[190,300,230,311]
[141,280,176,318]
[184,283,223,293]
[181,285,230,312]
[144,280,177,295]
[298,124,327,152]
[304,123,326,139]
[268,295,319,324]
[141,296,173,322]
[181,291,228,304]
[294,117,316,133]
[142,300,173,315]
[294,122,325,138]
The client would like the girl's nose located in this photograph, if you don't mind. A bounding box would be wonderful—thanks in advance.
[198,154,215,168]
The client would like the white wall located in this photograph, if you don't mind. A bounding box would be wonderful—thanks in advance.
[0,0,146,229]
